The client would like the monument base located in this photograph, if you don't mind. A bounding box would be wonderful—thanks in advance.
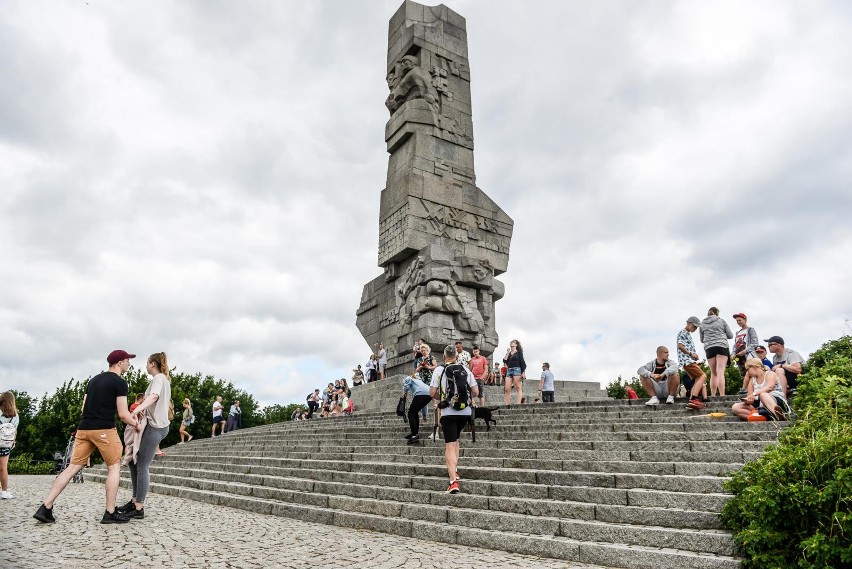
[351,374,609,414]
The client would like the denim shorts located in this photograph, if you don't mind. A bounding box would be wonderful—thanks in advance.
[506,367,522,378]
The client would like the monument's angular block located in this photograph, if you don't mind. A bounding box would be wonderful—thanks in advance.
[357,1,513,376]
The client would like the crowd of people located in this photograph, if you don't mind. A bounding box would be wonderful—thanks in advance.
[637,308,803,421]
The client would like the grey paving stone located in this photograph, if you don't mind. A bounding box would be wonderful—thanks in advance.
[2,476,605,569]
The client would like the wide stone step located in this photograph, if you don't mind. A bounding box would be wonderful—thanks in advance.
[146,464,725,529]
[187,437,774,453]
[86,472,739,569]
[201,421,785,445]
[156,455,729,493]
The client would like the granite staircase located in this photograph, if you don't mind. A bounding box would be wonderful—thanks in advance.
[89,395,785,568]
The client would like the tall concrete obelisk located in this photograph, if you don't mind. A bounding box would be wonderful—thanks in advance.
[356,1,513,376]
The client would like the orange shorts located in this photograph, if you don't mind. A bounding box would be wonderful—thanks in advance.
[70,428,122,466]
[683,363,706,381]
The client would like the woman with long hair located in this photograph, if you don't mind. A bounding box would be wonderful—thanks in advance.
[117,352,172,518]
[179,399,194,443]
[414,344,437,384]
[502,339,527,405]
[700,307,734,397]
[0,391,19,499]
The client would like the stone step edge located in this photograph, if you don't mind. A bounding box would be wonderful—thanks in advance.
[164,449,749,472]
[159,450,751,470]
[86,472,740,569]
[144,463,729,527]
[161,452,743,477]
[146,456,730,494]
[90,462,733,514]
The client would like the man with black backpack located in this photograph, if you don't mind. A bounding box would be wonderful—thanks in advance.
[430,345,478,494]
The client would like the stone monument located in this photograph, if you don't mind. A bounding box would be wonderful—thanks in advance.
[356,1,513,376]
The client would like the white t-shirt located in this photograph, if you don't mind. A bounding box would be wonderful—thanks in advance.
[430,364,476,417]
[145,373,172,429]
[773,348,804,367]
[540,370,555,391]
[212,400,223,418]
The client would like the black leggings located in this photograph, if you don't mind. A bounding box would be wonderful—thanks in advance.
[306,401,318,419]
[407,395,432,436]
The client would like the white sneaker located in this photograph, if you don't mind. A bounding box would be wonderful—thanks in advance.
[666,395,675,404]
[428,432,437,441]
[0,490,13,499]
[645,396,660,406]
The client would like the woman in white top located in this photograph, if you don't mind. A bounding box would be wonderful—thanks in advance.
[0,391,19,499]
[377,343,388,380]
[731,358,788,421]
[117,352,172,518]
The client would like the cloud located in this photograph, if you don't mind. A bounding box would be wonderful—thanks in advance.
[1,1,851,408]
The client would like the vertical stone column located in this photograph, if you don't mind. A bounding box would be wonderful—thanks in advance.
[357,1,513,376]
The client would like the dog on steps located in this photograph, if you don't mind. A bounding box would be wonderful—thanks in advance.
[473,406,499,431]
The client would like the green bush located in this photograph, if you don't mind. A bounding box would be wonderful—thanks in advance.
[721,336,852,568]
[8,453,54,475]
[605,375,647,399]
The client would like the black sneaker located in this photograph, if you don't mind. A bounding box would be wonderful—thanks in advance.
[124,507,144,520]
[33,504,56,523]
[101,509,131,524]
[404,433,415,440]
[407,436,420,445]
[116,500,136,514]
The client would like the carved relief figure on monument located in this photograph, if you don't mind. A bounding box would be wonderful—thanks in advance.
[385,54,441,120]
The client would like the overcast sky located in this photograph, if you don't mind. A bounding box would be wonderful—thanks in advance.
[2,0,851,408]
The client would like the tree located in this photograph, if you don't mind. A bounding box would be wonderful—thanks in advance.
[12,368,295,460]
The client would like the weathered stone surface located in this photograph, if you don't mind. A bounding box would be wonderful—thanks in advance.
[357,0,513,373]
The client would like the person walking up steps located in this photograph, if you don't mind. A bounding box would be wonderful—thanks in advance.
[211,396,225,437]
[34,349,140,524]
[430,345,478,494]
[179,399,194,443]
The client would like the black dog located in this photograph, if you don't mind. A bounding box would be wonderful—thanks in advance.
[473,406,499,431]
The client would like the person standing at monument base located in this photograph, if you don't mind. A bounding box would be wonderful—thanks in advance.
[677,316,708,410]
[538,362,555,403]
[468,345,489,407]
[701,307,734,397]
[34,349,140,524]
[502,340,526,405]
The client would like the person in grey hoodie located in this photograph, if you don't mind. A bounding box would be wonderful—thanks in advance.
[700,307,733,397]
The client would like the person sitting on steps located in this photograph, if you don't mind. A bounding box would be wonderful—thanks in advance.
[637,346,680,405]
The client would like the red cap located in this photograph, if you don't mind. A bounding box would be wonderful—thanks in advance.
[732,313,747,320]
[107,350,136,365]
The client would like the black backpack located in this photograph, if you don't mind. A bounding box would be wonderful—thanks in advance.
[440,363,470,411]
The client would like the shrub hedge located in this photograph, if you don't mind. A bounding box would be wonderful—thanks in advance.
[721,336,852,568]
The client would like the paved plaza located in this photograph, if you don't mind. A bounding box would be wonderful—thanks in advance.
[2,476,607,569]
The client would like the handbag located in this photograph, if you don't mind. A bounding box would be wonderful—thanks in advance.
[396,397,406,418]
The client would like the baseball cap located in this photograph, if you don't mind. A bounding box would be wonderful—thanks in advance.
[107,349,136,365]
[732,313,747,319]
[686,316,700,326]
[763,336,785,345]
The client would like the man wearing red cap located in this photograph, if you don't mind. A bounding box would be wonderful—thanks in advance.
[34,350,140,524]
[732,313,759,377]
